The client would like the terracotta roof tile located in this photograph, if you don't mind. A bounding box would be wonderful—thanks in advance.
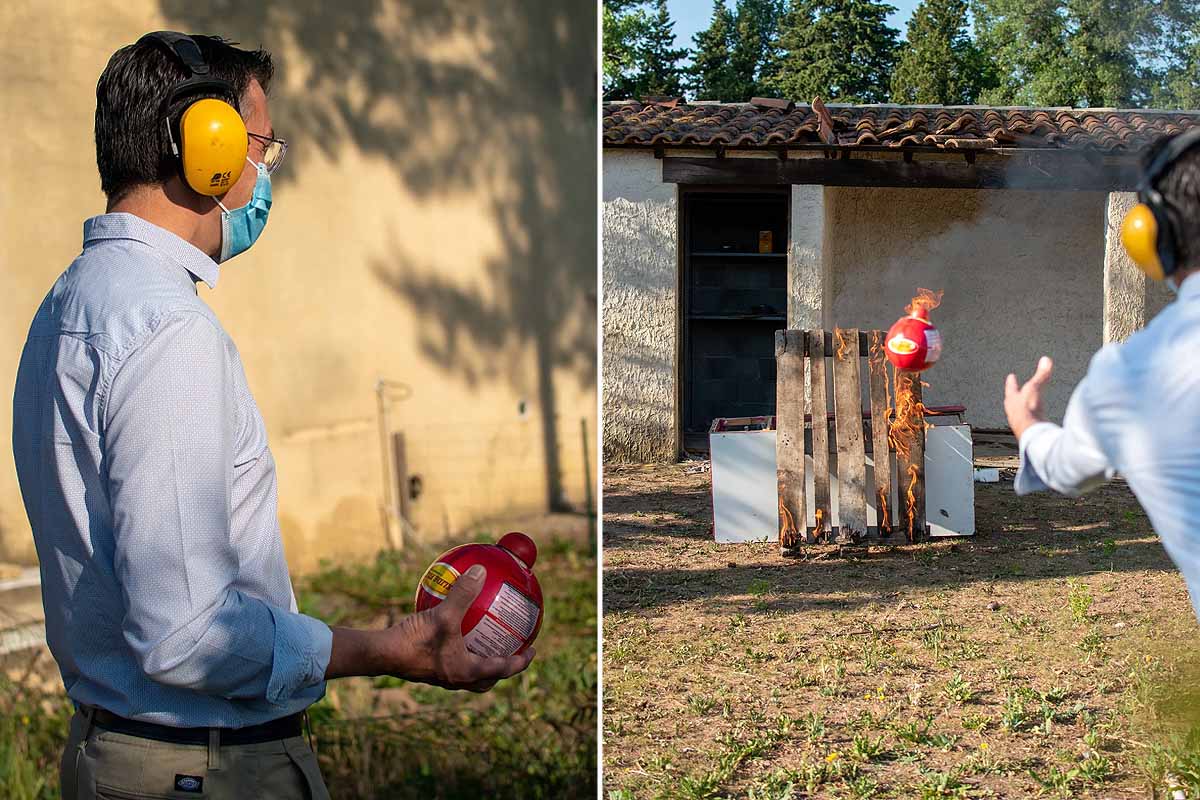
[604,101,1200,153]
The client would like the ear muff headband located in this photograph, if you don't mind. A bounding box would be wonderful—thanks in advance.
[136,31,248,196]
[1122,126,1200,281]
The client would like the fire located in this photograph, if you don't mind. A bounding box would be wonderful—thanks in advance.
[904,464,920,542]
[779,497,798,547]
[814,507,826,541]
[889,288,943,541]
[905,288,944,317]
[889,367,928,459]
[835,327,850,360]
[878,488,891,535]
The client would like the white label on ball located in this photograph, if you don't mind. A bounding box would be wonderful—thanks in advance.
[462,582,540,658]
[464,615,524,658]
[491,583,540,639]
[924,329,942,363]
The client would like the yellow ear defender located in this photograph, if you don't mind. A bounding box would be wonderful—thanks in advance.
[137,32,248,197]
[1120,127,1200,282]
[1120,203,1164,281]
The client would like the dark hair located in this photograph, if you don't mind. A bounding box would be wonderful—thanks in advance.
[1144,131,1200,272]
[95,35,273,202]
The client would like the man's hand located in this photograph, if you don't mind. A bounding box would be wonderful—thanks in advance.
[326,564,534,692]
[1004,356,1054,441]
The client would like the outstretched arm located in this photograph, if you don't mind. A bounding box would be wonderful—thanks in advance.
[1004,356,1114,497]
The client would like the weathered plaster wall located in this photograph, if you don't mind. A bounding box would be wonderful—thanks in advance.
[827,186,1107,429]
[0,1,597,569]
[602,152,678,462]
[788,185,831,331]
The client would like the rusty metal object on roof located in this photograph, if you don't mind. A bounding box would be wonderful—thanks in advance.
[638,95,681,108]
[812,96,836,145]
[751,96,796,112]
[603,100,1200,154]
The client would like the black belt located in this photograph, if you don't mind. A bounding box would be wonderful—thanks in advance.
[89,707,304,746]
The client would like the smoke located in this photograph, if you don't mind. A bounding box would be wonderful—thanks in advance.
[827,156,1118,428]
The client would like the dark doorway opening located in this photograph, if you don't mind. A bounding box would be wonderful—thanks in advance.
[681,189,789,452]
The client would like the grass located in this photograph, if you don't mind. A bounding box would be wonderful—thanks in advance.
[0,529,595,800]
[602,462,1200,799]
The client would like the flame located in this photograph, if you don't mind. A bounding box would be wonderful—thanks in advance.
[905,288,944,317]
[835,328,850,360]
[779,496,798,547]
[814,507,826,541]
[870,335,893,536]
[877,487,891,536]
[904,464,920,541]
[889,367,929,459]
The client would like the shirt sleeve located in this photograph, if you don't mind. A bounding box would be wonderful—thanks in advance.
[103,311,331,704]
[1014,377,1115,497]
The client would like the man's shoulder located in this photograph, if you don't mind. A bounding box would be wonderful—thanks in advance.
[51,239,221,360]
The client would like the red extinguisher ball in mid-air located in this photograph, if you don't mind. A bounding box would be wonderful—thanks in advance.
[415,532,543,658]
[886,289,944,372]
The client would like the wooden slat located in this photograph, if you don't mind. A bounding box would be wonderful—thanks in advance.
[775,330,807,553]
[807,330,831,541]
[894,371,927,542]
[867,331,893,540]
[831,328,868,543]
[660,154,1143,192]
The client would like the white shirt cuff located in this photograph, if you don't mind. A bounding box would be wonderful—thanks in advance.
[1014,421,1060,495]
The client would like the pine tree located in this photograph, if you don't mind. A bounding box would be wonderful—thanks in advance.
[730,0,786,99]
[972,0,1161,107]
[767,0,901,103]
[603,0,653,99]
[632,0,690,98]
[689,1,740,100]
[891,0,991,104]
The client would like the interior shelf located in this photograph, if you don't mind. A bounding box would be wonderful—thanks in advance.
[691,251,786,258]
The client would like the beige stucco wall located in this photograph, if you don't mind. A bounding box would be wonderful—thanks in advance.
[828,186,1106,429]
[0,1,597,569]
[602,151,678,462]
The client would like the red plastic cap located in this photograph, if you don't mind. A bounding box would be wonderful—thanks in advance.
[498,531,537,568]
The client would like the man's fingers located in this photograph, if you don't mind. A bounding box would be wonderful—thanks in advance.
[476,647,536,682]
[1028,356,1054,388]
[440,564,486,618]
[1004,373,1019,397]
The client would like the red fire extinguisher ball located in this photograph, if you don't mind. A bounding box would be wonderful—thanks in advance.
[885,305,942,372]
[414,531,543,658]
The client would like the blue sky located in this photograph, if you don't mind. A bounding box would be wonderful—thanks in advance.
[666,0,924,50]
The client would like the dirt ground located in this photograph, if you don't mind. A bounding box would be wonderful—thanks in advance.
[602,461,1200,799]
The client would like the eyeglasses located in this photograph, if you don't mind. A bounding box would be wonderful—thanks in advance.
[248,131,288,175]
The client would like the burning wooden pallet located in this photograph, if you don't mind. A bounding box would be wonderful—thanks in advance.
[775,328,948,555]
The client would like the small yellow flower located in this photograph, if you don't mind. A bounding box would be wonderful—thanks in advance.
[979,742,989,750]
[826,751,841,762]
[21,716,29,726]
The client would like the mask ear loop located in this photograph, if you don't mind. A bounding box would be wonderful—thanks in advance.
[212,158,263,214]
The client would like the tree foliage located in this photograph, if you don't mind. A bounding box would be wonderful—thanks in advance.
[891,0,993,103]
[603,0,652,99]
[767,0,901,103]
[632,0,690,97]
[602,0,1200,108]
[730,0,787,99]
[689,1,741,100]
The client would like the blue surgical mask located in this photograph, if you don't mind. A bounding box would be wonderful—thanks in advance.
[215,158,271,263]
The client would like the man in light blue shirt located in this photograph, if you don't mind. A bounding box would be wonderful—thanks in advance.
[1006,130,1200,622]
[12,33,531,800]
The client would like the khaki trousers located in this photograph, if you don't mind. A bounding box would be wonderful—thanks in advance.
[60,708,331,800]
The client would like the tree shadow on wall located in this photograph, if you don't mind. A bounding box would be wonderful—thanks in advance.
[159,0,598,510]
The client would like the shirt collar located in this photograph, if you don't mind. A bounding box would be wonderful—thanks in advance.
[82,212,220,289]
[1177,271,1200,302]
